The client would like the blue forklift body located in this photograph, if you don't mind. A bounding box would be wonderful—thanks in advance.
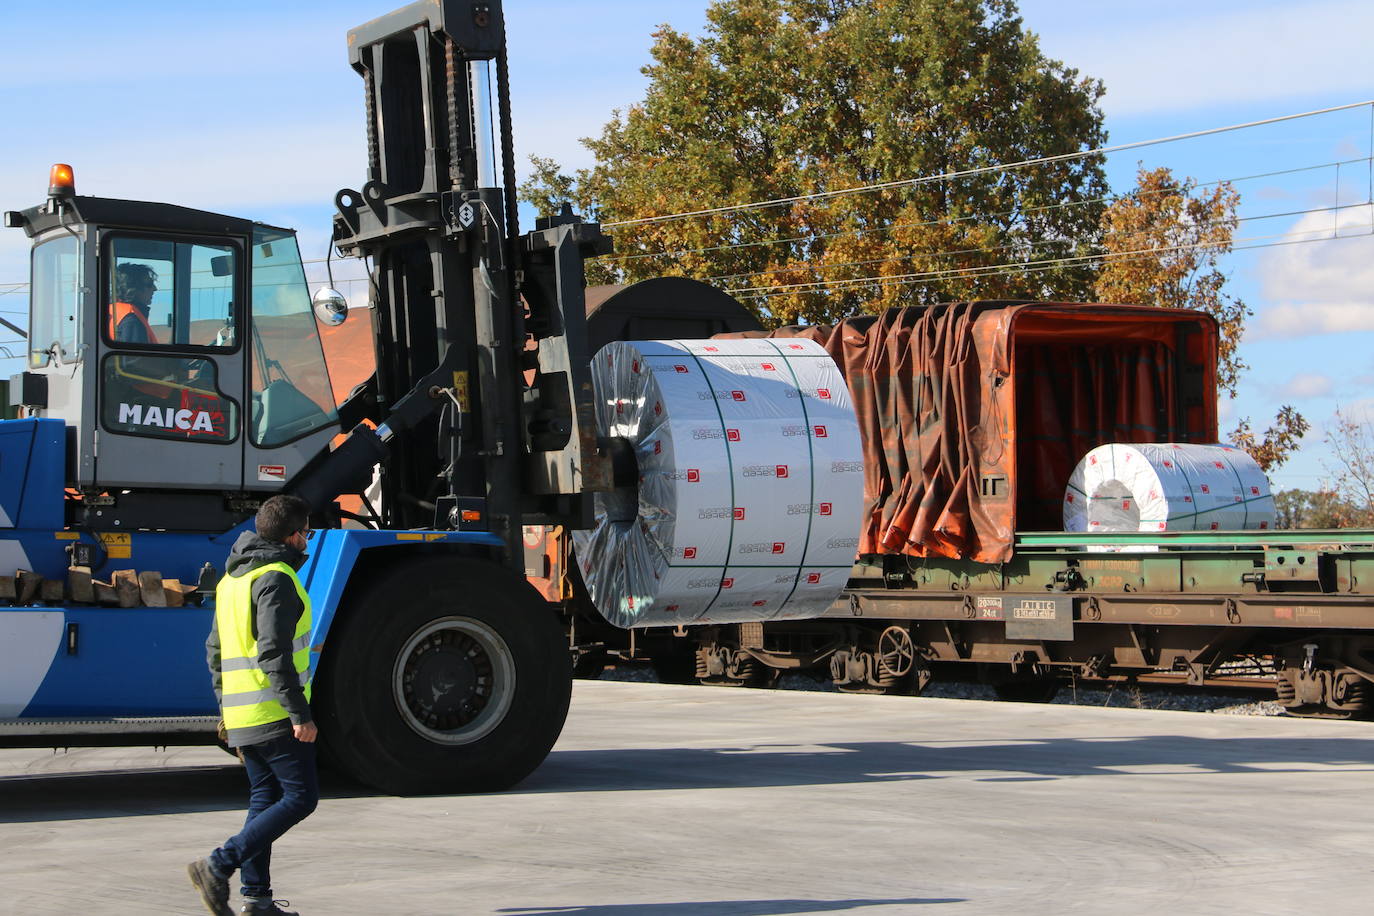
[0,417,504,723]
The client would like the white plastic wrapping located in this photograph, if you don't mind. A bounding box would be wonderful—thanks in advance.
[1063,442,1275,534]
[573,338,865,628]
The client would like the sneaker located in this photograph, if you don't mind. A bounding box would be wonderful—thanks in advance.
[242,901,298,915]
[186,858,233,916]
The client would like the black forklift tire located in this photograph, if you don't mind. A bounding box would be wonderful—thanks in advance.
[314,555,572,795]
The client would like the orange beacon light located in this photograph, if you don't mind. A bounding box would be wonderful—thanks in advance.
[48,163,75,199]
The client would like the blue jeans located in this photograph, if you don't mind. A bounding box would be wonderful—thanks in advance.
[210,732,319,900]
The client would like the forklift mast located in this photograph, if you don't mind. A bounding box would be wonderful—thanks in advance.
[324,0,611,565]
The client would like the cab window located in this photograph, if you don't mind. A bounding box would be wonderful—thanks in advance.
[250,228,339,446]
[101,353,238,442]
[105,236,238,349]
[29,235,82,368]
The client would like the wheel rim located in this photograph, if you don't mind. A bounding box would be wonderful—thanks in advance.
[392,616,517,746]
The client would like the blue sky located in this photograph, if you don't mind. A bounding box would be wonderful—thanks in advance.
[2,0,1373,491]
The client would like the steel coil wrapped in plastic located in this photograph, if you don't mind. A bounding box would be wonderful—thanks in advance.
[574,338,865,628]
[1063,442,1275,533]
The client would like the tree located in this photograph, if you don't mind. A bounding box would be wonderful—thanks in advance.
[1095,166,1307,471]
[1316,407,1374,524]
[1229,408,1309,474]
[1273,488,1370,529]
[522,0,1108,325]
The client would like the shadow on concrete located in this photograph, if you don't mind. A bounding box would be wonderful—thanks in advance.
[4,732,1372,822]
[499,899,962,914]
[515,733,1374,794]
[0,764,371,824]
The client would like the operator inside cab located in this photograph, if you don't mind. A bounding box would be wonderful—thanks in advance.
[110,262,161,344]
[104,249,234,442]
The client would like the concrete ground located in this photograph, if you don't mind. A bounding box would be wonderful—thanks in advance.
[1,681,1371,916]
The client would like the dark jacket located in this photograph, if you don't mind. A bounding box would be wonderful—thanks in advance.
[206,531,312,747]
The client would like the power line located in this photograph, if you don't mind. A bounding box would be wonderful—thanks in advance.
[724,220,1374,301]
[601,155,1370,266]
[697,199,1371,287]
[603,100,1374,228]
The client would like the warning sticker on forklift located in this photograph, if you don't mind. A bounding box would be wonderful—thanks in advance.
[258,465,286,482]
[98,532,132,559]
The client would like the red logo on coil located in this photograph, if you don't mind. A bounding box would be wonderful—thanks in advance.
[1200,484,1210,494]
[731,390,746,401]
[687,469,700,483]
[653,441,662,455]
[704,346,719,352]
[683,547,697,559]
[813,425,827,437]
[818,388,831,399]
[726,429,740,441]
[752,599,767,607]
[665,604,679,612]
[721,577,734,588]
[654,401,662,416]
[761,362,776,371]
[819,502,832,515]
[788,344,804,350]
[776,465,789,478]
[632,359,640,373]
[806,572,822,584]
[772,542,786,554]
[674,364,689,373]
[733,508,745,520]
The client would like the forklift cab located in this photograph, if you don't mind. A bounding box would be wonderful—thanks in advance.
[8,167,342,503]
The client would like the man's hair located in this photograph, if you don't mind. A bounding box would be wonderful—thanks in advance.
[114,262,158,303]
[255,494,311,543]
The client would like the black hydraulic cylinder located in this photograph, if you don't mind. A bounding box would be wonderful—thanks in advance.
[289,424,390,514]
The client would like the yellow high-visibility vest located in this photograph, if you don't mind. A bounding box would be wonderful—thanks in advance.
[215,561,313,730]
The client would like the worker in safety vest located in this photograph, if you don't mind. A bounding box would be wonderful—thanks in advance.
[110,262,160,343]
[189,495,317,916]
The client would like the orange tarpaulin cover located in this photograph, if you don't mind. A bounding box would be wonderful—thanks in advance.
[722,302,1219,563]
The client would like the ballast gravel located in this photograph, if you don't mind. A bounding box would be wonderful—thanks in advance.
[597,664,1287,716]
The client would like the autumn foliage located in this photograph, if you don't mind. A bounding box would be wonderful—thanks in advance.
[522,0,1307,470]
[523,0,1108,325]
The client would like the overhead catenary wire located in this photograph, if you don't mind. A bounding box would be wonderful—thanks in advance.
[602,99,1374,229]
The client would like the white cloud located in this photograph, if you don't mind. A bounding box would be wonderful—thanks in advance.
[1278,372,1335,399]
[1253,209,1374,339]
[1032,1,1374,115]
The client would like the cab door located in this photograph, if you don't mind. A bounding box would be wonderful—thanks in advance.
[93,232,246,490]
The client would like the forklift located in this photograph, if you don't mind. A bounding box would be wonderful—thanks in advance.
[0,0,614,795]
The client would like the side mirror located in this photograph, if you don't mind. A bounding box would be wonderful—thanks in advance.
[312,288,349,326]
